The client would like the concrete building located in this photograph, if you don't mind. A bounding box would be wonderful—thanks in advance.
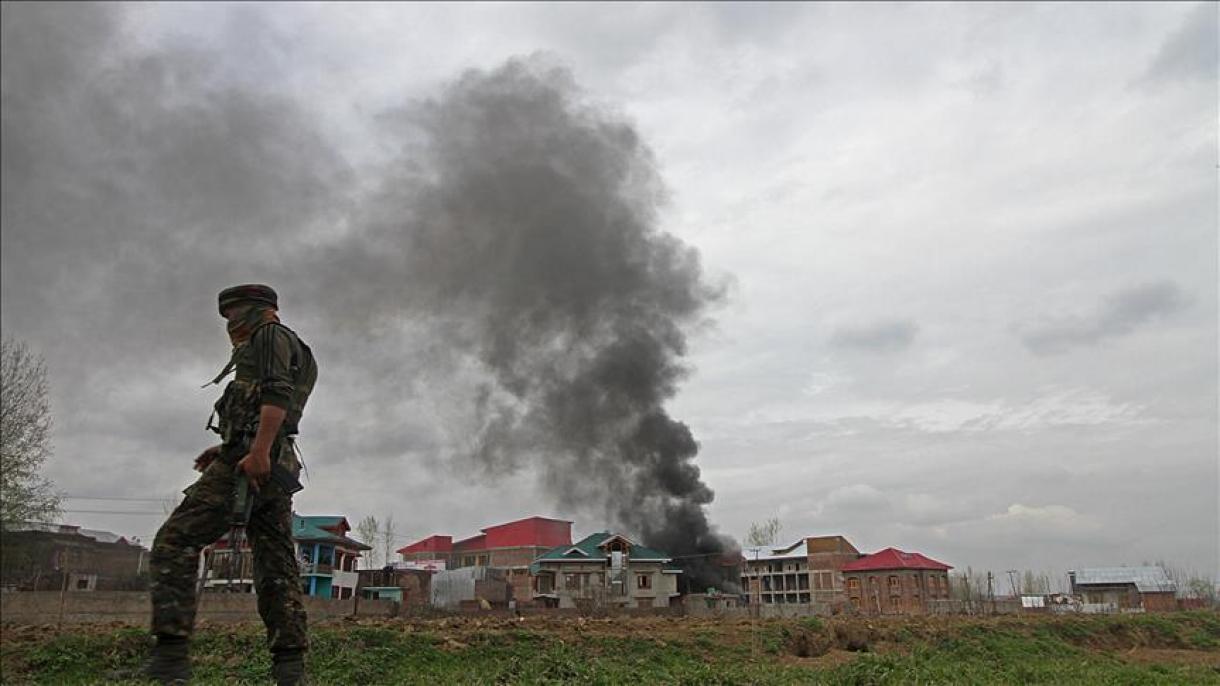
[0,522,148,592]
[398,516,572,602]
[1069,567,1178,612]
[530,532,681,609]
[740,535,861,608]
[841,547,952,615]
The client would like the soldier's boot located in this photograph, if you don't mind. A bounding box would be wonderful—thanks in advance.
[271,650,306,686]
[145,636,191,685]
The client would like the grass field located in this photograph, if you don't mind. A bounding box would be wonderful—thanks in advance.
[2,611,1218,684]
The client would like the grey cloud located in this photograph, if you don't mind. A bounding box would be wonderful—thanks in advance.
[1018,281,1188,355]
[2,6,733,586]
[829,319,919,352]
[1139,3,1217,86]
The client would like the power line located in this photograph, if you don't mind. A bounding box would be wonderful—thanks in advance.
[61,494,168,503]
[60,509,165,515]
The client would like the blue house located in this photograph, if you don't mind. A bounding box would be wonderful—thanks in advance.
[293,514,371,599]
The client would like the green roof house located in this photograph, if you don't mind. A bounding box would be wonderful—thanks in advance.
[530,532,681,609]
[293,514,371,600]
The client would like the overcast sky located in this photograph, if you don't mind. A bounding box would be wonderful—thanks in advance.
[2,2,1215,582]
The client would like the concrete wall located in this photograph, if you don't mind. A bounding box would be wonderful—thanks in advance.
[685,601,831,619]
[0,591,397,626]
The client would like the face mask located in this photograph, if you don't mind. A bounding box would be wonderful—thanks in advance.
[225,306,270,345]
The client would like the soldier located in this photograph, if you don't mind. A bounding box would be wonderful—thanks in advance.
[147,284,317,685]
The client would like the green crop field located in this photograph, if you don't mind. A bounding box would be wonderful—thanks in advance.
[3,611,1218,684]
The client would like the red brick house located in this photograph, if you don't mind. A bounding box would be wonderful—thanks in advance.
[841,547,952,615]
[397,516,572,602]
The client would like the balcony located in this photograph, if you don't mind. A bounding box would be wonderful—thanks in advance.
[299,562,333,576]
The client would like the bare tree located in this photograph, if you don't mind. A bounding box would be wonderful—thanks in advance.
[355,515,379,568]
[1021,569,1051,595]
[381,513,396,569]
[0,338,59,527]
[744,517,782,547]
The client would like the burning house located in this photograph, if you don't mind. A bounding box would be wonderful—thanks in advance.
[529,532,681,609]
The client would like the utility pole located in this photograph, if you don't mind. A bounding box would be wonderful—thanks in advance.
[1005,570,1020,598]
[986,571,995,614]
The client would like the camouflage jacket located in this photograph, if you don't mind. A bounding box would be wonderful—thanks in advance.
[212,322,317,445]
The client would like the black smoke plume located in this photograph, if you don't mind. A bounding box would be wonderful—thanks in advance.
[366,58,738,589]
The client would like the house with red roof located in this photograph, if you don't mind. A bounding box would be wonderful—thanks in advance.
[840,547,952,615]
[396,516,572,602]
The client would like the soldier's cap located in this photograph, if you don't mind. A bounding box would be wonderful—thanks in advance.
[218,284,278,316]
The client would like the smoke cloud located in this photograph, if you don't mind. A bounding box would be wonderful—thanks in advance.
[339,58,736,588]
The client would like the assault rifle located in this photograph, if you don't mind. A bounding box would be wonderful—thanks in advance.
[224,449,303,590]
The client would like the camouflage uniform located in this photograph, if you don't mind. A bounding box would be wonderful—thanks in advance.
[150,316,317,656]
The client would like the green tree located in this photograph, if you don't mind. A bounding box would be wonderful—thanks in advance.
[0,338,59,527]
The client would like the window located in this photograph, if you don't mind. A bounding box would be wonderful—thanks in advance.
[888,576,901,594]
[564,574,581,590]
[813,571,834,590]
[76,578,89,590]
[637,574,652,589]
[846,577,861,596]
[462,556,476,568]
[889,595,900,609]
[477,555,489,567]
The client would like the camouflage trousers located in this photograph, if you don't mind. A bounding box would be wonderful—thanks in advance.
[150,441,307,654]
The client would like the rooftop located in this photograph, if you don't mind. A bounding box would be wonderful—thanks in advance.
[292,514,371,550]
[10,522,141,546]
[1072,567,1177,593]
[841,547,952,572]
[530,532,674,574]
[741,539,809,561]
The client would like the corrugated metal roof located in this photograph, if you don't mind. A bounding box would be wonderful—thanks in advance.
[740,540,808,561]
[1073,567,1177,593]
